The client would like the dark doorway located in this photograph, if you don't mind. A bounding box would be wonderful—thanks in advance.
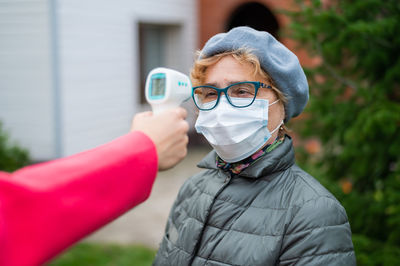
[226,2,279,39]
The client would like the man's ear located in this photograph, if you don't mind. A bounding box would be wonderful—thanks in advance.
[280,102,286,122]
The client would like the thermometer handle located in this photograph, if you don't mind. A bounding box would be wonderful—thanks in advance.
[151,102,181,115]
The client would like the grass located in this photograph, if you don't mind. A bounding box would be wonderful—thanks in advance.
[47,242,156,266]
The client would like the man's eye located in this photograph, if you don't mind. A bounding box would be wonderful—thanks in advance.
[237,89,251,95]
[205,91,217,98]
[232,87,254,97]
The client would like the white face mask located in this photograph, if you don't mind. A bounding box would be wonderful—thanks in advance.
[195,96,282,163]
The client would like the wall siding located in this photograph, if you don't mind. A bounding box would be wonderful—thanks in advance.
[58,0,197,156]
[0,0,197,160]
[0,0,55,160]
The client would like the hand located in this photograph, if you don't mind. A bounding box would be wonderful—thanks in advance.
[131,108,189,171]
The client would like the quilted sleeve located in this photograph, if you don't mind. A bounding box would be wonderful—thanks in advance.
[278,196,356,265]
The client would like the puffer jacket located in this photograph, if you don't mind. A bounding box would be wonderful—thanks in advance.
[154,136,356,266]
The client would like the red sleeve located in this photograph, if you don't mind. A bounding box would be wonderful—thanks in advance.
[0,131,158,266]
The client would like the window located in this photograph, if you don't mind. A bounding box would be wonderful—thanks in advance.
[138,23,181,104]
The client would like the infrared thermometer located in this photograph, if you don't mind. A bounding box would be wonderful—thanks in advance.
[145,67,192,114]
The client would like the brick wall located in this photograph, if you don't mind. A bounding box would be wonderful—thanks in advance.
[197,0,318,67]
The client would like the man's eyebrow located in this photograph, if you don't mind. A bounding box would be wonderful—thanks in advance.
[203,81,245,87]
[203,82,218,87]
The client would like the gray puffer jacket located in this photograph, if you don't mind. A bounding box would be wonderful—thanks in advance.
[154,137,356,266]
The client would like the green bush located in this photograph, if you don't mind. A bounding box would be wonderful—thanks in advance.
[0,121,30,172]
[286,0,400,264]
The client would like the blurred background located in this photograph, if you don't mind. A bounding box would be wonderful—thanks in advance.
[1,0,399,265]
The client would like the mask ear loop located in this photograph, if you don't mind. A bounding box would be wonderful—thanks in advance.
[267,99,284,138]
[268,99,280,106]
[270,120,284,134]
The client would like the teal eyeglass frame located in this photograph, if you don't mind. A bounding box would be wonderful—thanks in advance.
[192,81,272,110]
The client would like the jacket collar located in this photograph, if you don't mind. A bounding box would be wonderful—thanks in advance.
[197,136,295,179]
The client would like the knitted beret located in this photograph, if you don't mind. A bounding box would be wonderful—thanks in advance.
[199,26,309,122]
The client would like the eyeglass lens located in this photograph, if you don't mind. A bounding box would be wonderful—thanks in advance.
[193,82,257,110]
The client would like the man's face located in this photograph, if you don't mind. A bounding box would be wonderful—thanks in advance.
[203,55,285,143]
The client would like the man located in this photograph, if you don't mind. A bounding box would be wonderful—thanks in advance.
[0,107,188,265]
[154,27,355,265]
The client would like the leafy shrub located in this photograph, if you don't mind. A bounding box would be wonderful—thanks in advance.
[0,122,30,172]
[286,0,400,264]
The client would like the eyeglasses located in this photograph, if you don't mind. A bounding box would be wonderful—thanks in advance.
[192,81,272,110]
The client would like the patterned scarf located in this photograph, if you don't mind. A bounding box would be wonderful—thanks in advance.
[216,137,284,175]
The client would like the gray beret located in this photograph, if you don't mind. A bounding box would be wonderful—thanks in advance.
[199,26,309,122]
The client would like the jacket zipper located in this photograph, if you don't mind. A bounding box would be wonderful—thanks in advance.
[224,174,230,183]
[188,171,233,265]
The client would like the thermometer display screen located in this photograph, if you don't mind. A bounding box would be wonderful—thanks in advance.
[151,77,166,96]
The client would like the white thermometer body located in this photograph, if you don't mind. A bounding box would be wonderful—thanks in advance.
[145,67,192,114]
